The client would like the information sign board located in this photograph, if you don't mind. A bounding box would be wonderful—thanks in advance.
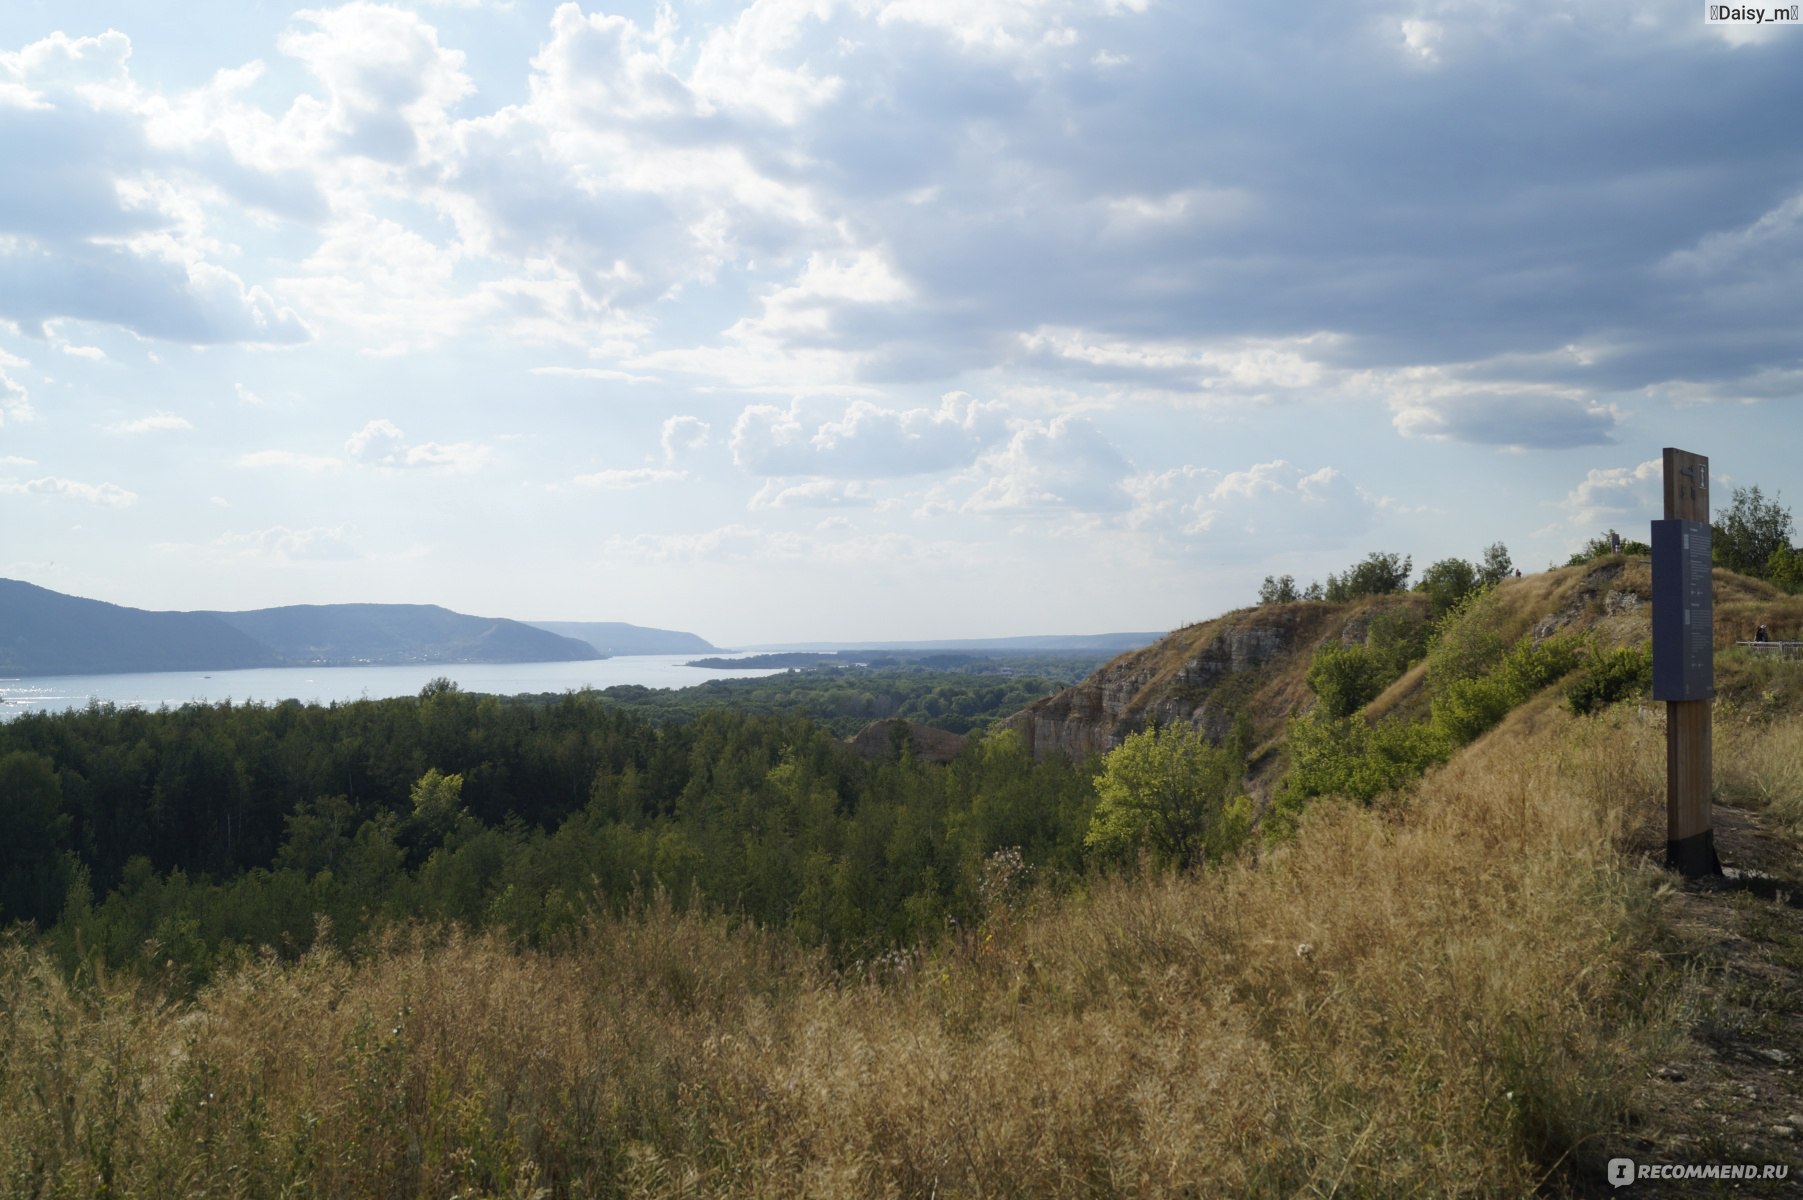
[1652,518,1713,701]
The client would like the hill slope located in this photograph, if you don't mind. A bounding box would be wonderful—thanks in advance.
[0,580,609,675]
[0,579,282,675]
[1006,556,1803,772]
[212,605,603,667]
[528,620,715,656]
[1006,591,1429,763]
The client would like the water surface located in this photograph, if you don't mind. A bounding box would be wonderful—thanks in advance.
[0,655,784,720]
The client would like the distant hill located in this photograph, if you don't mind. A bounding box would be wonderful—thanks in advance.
[210,605,602,667]
[528,621,715,656]
[0,579,283,676]
[0,580,607,676]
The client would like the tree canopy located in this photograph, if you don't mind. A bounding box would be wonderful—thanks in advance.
[1714,485,1793,577]
[1085,725,1249,870]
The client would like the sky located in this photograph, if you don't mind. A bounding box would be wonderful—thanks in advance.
[1,0,1800,645]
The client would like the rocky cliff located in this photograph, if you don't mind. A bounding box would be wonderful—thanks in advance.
[1005,595,1429,762]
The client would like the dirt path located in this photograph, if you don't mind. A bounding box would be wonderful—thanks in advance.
[1589,803,1803,1196]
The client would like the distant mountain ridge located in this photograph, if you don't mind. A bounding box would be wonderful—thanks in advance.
[0,580,282,676]
[206,604,601,668]
[527,621,716,656]
[0,580,700,677]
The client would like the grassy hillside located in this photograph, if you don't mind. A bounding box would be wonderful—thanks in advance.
[0,691,1750,1196]
[6,561,1803,1196]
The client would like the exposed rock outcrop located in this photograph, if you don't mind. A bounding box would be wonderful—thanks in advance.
[1005,596,1428,763]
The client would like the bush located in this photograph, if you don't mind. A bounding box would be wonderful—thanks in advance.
[1425,590,1509,689]
[1324,552,1413,602]
[1280,714,1449,809]
[1568,647,1652,716]
[1305,644,1386,720]
[1087,725,1248,870]
[1432,676,1514,745]
[1417,557,1481,618]
[1497,635,1582,697]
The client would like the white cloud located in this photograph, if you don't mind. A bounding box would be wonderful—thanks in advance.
[1022,327,1336,396]
[278,2,473,165]
[569,467,686,490]
[59,343,105,360]
[105,411,192,434]
[960,413,1133,514]
[345,418,406,461]
[531,366,661,384]
[749,478,875,509]
[603,523,798,565]
[689,0,844,125]
[1562,459,1662,528]
[237,449,346,472]
[0,475,137,507]
[212,523,360,562]
[1123,459,1380,559]
[346,419,491,470]
[0,362,28,425]
[732,393,1006,477]
[1388,393,1620,449]
[661,415,711,463]
[602,521,952,567]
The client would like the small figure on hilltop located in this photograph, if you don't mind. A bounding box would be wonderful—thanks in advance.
[1756,624,1770,643]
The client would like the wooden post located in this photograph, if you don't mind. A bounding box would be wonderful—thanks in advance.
[1662,447,1720,877]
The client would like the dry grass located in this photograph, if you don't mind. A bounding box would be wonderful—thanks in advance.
[0,706,1706,1199]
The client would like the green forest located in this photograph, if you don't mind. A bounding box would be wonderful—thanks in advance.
[0,677,1101,988]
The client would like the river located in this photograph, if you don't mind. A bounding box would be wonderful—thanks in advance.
[0,655,787,720]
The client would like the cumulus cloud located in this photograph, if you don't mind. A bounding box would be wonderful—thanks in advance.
[1388,394,1621,450]
[603,523,798,566]
[105,410,192,434]
[1123,459,1381,559]
[278,2,473,164]
[237,449,345,472]
[0,475,137,507]
[732,393,1005,478]
[0,359,29,425]
[602,522,949,567]
[530,366,661,384]
[960,414,1134,515]
[749,478,876,509]
[212,523,360,562]
[661,415,710,463]
[0,31,314,347]
[1561,459,1662,529]
[568,467,686,490]
[345,419,491,470]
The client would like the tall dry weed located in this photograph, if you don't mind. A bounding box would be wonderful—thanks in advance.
[0,704,1696,1198]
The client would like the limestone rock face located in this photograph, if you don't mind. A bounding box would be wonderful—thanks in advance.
[1004,598,1422,762]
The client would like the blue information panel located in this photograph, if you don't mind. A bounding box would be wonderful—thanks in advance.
[1652,519,1714,701]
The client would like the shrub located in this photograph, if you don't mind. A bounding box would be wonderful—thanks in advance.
[1425,589,1508,689]
[1305,644,1386,720]
[1087,725,1248,870]
[1280,714,1449,810]
[1568,647,1652,716]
